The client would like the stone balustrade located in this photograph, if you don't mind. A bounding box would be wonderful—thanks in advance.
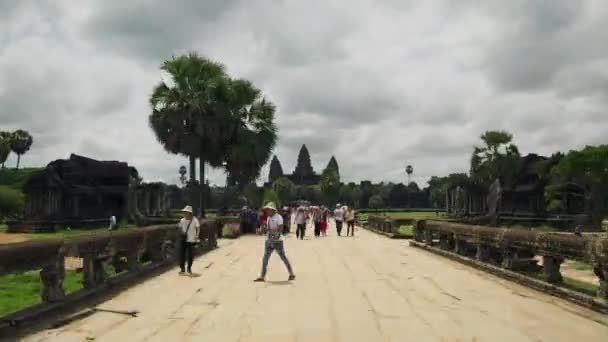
[413,220,608,299]
[0,220,220,309]
[366,215,416,236]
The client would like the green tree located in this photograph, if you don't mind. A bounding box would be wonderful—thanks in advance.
[0,139,10,169]
[149,53,227,214]
[320,169,340,205]
[369,194,384,209]
[546,145,608,227]
[0,132,12,169]
[9,130,33,169]
[263,188,280,208]
[272,177,295,205]
[150,53,277,214]
[243,183,263,208]
[471,130,520,186]
[406,164,413,184]
[0,185,24,217]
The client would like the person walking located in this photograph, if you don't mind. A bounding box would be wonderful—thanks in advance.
[312,206,322,237]
[177,205,200,275]
[281,206,291,235]
[294,206,307,240]
[334,204,345,236]
[254,202,295,282]
[346,207,356,236]
[320,206,328,236]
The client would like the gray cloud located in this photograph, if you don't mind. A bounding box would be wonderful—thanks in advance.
[1,0,607,188]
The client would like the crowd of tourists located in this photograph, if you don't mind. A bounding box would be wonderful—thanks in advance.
[176,202,358,281]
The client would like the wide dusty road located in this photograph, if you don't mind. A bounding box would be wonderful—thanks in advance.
[25,225,608,341]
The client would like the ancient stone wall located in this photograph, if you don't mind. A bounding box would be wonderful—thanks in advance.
[0,220,220,322]
[413,220,608,299]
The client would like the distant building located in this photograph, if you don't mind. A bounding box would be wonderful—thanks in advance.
[267,144,339,186]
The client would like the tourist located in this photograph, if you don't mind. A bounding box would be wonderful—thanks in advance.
[259,208,269,235]
[295,206,307,240]
[312,206,322,237]
[282,206,291,235]
[346,207,356,236]
[239,206,248,234]
[177,205,200,275]
[334,204,345,236]
[254,202,295,282]
[320,206,328,236]
[108,215,117,231]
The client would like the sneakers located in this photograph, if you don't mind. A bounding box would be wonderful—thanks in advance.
[254,277,265,282]
[288,275,296,281]
[178,270,186,275]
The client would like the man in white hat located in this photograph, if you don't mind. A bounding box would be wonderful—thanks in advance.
[254,202,295,282]
[177,205,200,275]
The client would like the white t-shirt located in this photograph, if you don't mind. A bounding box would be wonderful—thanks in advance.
[178,217,200,242]
[334,208,344,222]
[266,213,284,241]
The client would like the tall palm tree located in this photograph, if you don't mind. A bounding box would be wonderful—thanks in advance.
[10,130,33,169]
[0,138,10,169]
[406,164,413,208]
[179,165,187,185]
[223,82,278,189]
[406,165,413,183]
[149,53,227,214]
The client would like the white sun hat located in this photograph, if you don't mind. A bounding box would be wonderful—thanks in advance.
[181,205,193,213]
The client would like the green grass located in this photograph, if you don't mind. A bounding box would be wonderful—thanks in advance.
[572,261,594,271]
[27,225,138,241]
[0,224,7,233]
[0,270,82,317]
[398,225,414,236]
[524,271,599,297]
[359,211,445,221]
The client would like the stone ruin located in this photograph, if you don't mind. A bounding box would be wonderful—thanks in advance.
[8,154,173,232]
[446,154,590,230]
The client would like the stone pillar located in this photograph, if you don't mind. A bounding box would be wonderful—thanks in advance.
[543,256,564,284]
[594,264,608,299]
[40,251,66,302]
[424,228,433,245]
[475,244,491,262]
[82,254,107,288]
[454,238,467,255]
[414,221,425,242]
[501,250,516,269]
[439,234,451,250]
[126,251,142,271]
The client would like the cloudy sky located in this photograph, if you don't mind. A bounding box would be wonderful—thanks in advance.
[1,1,607,187]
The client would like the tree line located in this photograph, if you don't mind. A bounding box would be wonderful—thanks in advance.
[0,130,34,169]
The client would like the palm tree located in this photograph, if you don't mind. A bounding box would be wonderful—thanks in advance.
[179,165,187,185]
[0,138,10,169]
[223,83,278,189]
[406,165,413,183]
[406,164,413,208]
[150,53,277,215]
[10,130,33,169]
[149,54,227,214]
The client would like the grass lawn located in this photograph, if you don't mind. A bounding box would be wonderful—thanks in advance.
[0,270,83,317]
[0,224,7,233]
[572,261,594,271]
[27,225,138,241]
[523,271,599,297]
[398,225,414,236]
[359,211,445,221]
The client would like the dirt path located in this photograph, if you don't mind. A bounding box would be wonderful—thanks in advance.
[24,225,608,342]
[0,232,29,244]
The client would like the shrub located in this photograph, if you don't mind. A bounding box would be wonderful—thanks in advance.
[0,185,24,218]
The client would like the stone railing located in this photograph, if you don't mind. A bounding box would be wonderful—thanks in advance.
[365,215,416,236]
[413,220,608,299]
[0,219,220,322]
